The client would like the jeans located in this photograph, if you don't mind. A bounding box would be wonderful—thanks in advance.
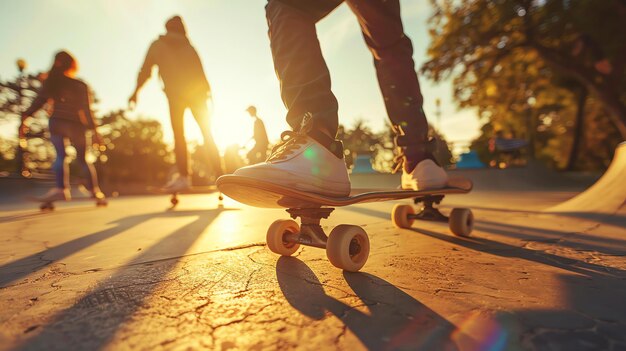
[167,95,223,178]
[49,118,99,191]
[266,0,429,147]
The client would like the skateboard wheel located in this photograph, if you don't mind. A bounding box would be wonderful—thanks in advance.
[326,225,370,272]
[391,204,415,229]
[266,219,300,256]
[449,208,473,237]
[96,200,108,207]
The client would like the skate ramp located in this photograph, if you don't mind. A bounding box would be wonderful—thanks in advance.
[547,142,626,215]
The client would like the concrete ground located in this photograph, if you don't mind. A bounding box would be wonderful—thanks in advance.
[0,168,625,350]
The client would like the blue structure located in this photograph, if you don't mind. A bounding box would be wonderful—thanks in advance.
[352,154,376,174]
[455,150,485,169]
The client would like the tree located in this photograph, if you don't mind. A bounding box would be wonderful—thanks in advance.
[0,70,51,175]
[0,137,18,173]
[423,0,625,136]
[95,110,172,186]
[422,0,625,169]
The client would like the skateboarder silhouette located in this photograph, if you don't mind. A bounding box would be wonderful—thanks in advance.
[129,15,223,191]
[245,105,269,164]
[20,50,105,204]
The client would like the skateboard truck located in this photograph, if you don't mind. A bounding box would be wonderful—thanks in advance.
[392,195,474,237]
[410,195,448,222]
[284,208,334,249]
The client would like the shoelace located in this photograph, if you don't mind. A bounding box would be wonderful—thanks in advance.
[267,130,309,162]
[392,152,405,174]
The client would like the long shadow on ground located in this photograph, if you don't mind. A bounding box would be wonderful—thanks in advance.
[276,257,465,350]
[12,207,231,350]
[343,205,626,349]
[0,208,234,288]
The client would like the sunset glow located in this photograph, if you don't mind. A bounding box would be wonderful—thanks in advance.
[0,0,480,153]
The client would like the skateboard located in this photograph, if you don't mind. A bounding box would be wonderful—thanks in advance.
[148,185,224,209]
[216,175,473,272]
[30,195,108,211]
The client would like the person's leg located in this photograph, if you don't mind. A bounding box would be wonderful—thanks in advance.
[189,97,223,179]
[225,0,350,197]
[167,97,189,177]
[347,0,446,189]
[346,0,431,169]
[266,0,342,138]
[50,133,69,190]
[71,128,100,194]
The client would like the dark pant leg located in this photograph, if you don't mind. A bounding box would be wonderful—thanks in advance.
[50,134,68,189]
[266,0,342,136]
[346,0,429,147]
[189,97,223,178]
[167,97,189,176]
[70,128,99,192]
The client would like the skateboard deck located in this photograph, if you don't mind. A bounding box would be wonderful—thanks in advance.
[147,185,223,209]
[216,175,474,272]
[28,196,108,211]
[216,175,472,208]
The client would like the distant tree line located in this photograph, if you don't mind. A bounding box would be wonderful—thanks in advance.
[421,0,625,170]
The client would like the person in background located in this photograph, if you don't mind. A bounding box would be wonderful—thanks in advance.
[245,105,269,164]
[129,15,223,191]
[20,50,104,202]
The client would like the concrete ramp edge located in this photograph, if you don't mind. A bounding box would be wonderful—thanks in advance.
[547,142,626,214]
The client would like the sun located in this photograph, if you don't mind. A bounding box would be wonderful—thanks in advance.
[132,80,255,153]
[186,106,254,153]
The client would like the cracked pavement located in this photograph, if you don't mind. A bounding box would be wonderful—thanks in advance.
[1,175,625,350]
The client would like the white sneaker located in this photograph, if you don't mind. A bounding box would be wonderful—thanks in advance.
[36,188,70,202]
[401,159,448,191]
[233,131,351,197]
[162,175,191,192]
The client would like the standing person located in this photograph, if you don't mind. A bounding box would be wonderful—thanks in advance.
[20,51,104,202]
[129,15,223,191]
[245,105,269,164]
[229,0,447,196]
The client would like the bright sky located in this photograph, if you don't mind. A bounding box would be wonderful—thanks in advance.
[0,0,480,153]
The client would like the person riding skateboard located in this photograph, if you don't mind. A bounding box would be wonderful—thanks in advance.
[229,0,447,196]
[245,105,269,164]
[129,15,223,191]
[20,50,105,203]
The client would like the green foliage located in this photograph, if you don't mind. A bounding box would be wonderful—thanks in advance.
[422,0,626,170]
[95,110,172,185]
[0,72,44,122]
[0,72,53,175]
[0,137,17,173]
[340,120,453,173]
